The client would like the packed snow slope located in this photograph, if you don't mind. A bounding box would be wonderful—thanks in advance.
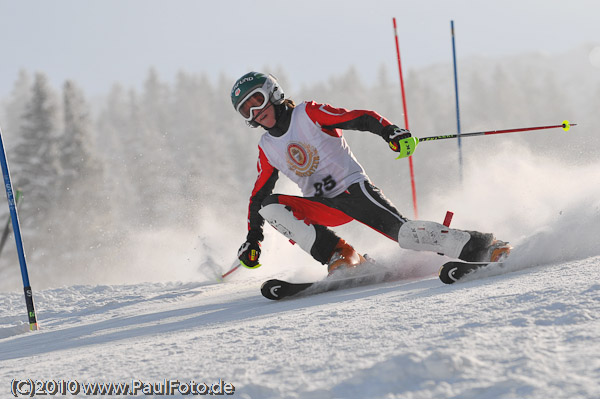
[1,249,599,398]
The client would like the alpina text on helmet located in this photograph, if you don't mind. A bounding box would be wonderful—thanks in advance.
[232,76,254,96]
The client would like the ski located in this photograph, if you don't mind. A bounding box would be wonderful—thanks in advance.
[262,260,505,298]
[261,266,397,300]
[438,260,503,284]
[261,279,314,300]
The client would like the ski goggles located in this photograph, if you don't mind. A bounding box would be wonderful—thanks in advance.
[236,88,269,122]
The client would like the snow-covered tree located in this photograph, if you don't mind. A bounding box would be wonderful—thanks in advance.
[13,72,61,221]
[47,80,115,270]
[60,80,99,186]
[2,69,32,144]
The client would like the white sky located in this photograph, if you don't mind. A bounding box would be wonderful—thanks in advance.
[1,0,599,98]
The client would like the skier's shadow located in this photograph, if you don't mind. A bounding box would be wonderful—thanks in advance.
[0,277,443,361]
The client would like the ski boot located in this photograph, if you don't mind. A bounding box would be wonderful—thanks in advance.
[327,239,367,275]
[487,240,512,262]
[459,231,511,262]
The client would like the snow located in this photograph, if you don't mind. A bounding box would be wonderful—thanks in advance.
[1,248,599,398]
[1,74,599,398]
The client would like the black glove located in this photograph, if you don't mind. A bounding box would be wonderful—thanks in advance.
[238,240,261,269]
[382,125,411,151]
[381,125,418,158]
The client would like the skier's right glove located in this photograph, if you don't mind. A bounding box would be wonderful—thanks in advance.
[382,125,419,158]
[238,240,261,269]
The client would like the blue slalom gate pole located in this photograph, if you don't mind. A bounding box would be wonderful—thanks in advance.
[0,125,38,331]
[451,20,463,182]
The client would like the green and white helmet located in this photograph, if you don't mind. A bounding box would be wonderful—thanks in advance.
[231,72,285,123]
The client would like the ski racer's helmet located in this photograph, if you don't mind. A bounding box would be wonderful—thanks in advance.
[231,72,285,124]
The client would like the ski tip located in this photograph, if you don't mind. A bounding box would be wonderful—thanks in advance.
[438,261,495,285]
[438,263,459,284]
[260,279,314,300]
[260,279,285,300]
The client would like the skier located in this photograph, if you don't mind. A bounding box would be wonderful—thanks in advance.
[232,72,510,274]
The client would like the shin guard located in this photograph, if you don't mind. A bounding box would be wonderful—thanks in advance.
[398,220,471,258]
[259,203,317,254]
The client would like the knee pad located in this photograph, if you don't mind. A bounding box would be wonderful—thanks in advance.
[398,220,471,258]
[259,203,316,254]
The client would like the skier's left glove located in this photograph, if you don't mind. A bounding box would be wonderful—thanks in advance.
[238,240,261,269]
[382,125,419,158]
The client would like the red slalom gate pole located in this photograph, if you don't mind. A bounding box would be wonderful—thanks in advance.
[392,17,419,219]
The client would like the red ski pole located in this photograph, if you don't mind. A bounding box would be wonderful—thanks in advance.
[221,261,241,280]
[418,121,575,143]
